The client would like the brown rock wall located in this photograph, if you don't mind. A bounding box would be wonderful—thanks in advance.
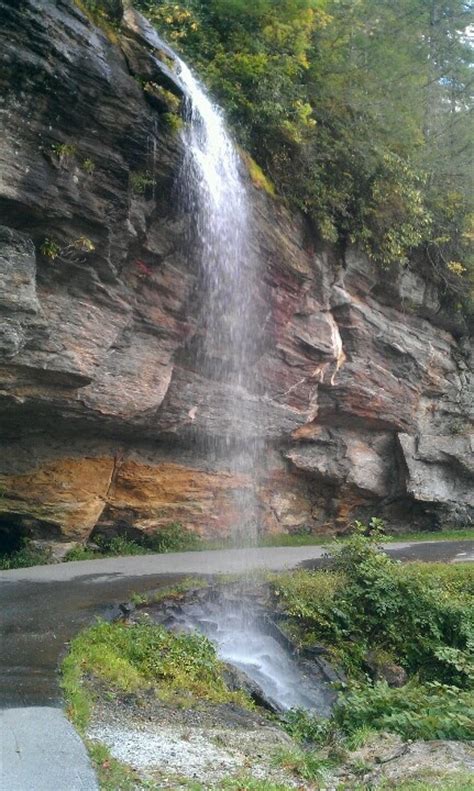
[0,0,472,550]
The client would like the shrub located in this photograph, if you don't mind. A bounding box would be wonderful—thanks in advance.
[271,527,474,686]
[145,522,201,553]
[334,680,474,742]
[95,535,148,556]
[51,142,77,161]
[81,158,95,175]
[129,170,154,195]
[0,539,52,570]
[40,238,60,259]
[282,708,333,746]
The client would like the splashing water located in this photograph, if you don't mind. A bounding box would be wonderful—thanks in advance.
[176,57,261,545]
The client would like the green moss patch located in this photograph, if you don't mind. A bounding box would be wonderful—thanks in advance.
[62,619,252,731]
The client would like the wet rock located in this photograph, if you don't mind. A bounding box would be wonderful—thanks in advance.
[0,0,472,548]
[365,650,408,688]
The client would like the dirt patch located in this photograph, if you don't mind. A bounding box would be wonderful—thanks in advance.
[87,696,300,788]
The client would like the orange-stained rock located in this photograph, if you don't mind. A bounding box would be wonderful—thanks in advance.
[105,460,251,537]
[0,458,115,539]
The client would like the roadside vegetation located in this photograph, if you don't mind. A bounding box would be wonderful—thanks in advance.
[63,527,474,789]
[0,537,52,570]
[62,618,253,732]
[1,521,471,569]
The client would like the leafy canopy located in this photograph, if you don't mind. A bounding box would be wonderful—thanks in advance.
[134,0,474,323]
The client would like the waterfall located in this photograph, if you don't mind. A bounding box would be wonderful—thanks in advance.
[176,57,260,546]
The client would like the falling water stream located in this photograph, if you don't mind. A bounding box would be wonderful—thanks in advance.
[176,56,261,546]
[160,51,331,714]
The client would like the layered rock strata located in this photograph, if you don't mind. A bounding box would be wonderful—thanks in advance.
[0,0,472,550]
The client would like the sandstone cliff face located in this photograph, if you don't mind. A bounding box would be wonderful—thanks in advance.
[0,0,472,552]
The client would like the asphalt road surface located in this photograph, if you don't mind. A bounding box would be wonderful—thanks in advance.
[1,539,472,791]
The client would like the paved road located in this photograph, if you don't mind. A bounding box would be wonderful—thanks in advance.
[1,540,472,790]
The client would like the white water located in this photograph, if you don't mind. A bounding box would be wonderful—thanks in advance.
[163,594,335,716]
[153,48,334,717]
[176,57,260,544]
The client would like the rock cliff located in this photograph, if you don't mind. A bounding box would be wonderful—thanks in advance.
[0,0,472,552]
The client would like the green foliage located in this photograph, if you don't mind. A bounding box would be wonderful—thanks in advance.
[39,236,95,263]
[86,741,143,791]
[129,170,155,195]
[240,150,275,196]
[0,539,52,570]
[62,619,252,730]
[40,237,60,260]
[81,158,96,175]
[74,0,122,40]
[63,545,98,562]
[134,0,473,317]
[282,708,333,745]
[273,745,335,783]
[145,521,201,553]
[375,771,474,791]
[271,528,474,686]
[219,780,297,791]
[330,533,474,686]
[51,142,77,161]
[95,535,149,556]
[163,111,184,133]
[334,680,474,742]
[64,523,202,562]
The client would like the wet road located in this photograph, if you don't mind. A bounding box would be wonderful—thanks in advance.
[1,540,473,708]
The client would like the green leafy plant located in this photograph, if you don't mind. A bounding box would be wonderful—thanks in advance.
[282,708,333,745]
[0,538,52,570]
[39,236,95,263]
[129,170,154,195]
[40,238,61,259]
[271,525,474,686]
[94,535,147,556]
[81,158,95,175]
[51,142,77,161]
[73,0,121,42]
[334,680,474,741]
[145,522,201,553]
[273,746,335,782]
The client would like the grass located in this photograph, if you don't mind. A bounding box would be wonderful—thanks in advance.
[1,521,468,570]
[130,577,209,606]
[86,741,150,791]
[373,770,474,790]
[61,619,253,732]
[0,540,51,570]
[273,746,335,783]
[389,528,473,543]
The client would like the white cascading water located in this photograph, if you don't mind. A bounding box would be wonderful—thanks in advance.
[176,57,260,546]
[165,54,331,714]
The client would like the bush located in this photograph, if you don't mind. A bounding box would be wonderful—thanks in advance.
[271,528,474,686]
[0,539,52,570]
[95,535,148,556]
[145,522,201,553]
[335,680,474,742]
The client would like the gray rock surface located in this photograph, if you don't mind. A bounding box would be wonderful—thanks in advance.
[0,0,472,548]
